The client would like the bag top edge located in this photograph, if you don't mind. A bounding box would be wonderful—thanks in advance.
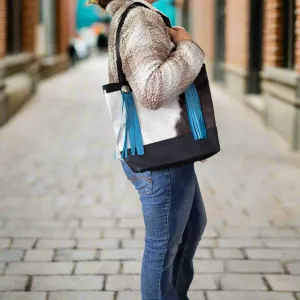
[103,83,122,93]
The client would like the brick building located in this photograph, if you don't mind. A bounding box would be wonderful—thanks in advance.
[0,0,76,126]
[176,0,300,151]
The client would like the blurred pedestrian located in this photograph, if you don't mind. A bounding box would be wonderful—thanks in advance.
[68,39,78,65]
[88,0,207,299]
[96,33,108,50]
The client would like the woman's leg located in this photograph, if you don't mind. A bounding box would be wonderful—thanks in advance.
[140,164,198,300]
[172,181,207,300]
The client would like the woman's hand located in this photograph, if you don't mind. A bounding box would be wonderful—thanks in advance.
[167,26,192,45]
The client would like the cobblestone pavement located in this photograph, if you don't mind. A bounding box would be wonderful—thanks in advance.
[0,56,300,300]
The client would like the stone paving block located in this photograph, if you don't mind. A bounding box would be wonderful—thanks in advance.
[49,292,114,300]
[121,240,144,249]
[0,229,73,239]
[194,249,212,259]
[0,239,11,249]
[286,262,300,275]
[78,196,98,206]
[77,239,119,249]
[118,218,144,228]
[123,261,141,274]
[218,238,263,248]
[200,239,217,248]
[134,229,145,239]
[265,275,300,291]
[0,263,5,274]
[117,292,141,300]
[0,210,55,220]
[221,274,267,290]
[106,275,140,291]
[6,262,74,275]
[219,228,259,238]
[74,229,101,239]
[4,221,28,229]
[54,250,96,261]
[32,276,104,291]
[100,249,143,260]
[29,220,66,229]
[246,249,300,260]
[36,239,76,249]
[206,291,295,300]
[203,229,218,238]
[226,260,284,273]
[0,292,47,300]
[67,220,80,228]
[0,250,23,262]
[103,229,131,239]
[212,249,245,259]
[10,239,36,249]
[188,292,206,300]
[82,219,116,228]
[259,228,299,238]
[73,205,113,217]
[24,249,54,261]
[0,276,28,291]
[190,274,219,290]
[75,261,120,274]
[226,217,270,227]
[262,238,300,248]
[194,260,225,273]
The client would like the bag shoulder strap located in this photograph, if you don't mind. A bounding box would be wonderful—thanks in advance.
[116,3,171,86]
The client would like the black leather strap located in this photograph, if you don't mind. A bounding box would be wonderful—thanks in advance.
[116,3,171,86]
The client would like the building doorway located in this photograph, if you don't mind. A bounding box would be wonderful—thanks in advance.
[247,0,263,94]
[182,0,190,33]
[214,0,225,82]
[6,0,22,55]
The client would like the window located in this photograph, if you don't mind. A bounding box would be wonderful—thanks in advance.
[283,0,296,69]
[6,0,22,54]
[214,0,225,82]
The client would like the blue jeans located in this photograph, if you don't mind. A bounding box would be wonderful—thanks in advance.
[121,161,207,300]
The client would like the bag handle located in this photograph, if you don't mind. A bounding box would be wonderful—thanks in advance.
[116,3,172,86]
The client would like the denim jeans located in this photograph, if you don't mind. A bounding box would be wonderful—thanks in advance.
[121,161,207,300]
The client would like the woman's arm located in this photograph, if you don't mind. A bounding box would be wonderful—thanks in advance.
[120,7,204,110]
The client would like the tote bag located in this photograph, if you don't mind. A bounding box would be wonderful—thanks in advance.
[103,3,220,172]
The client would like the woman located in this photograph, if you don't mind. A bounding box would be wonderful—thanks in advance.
[90,0,207,299]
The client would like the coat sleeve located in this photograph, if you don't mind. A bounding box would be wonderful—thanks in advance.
[119,7,205,110]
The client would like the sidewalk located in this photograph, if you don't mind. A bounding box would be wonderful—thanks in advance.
[0,56,299,300]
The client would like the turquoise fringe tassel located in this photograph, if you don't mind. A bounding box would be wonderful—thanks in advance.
[121,91,145,158]
[184,83,207,140]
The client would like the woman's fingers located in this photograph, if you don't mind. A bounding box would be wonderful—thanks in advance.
[167,27,192,44]
[171,26,185,31]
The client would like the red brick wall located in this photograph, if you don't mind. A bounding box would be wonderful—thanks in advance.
[295,0,300,72]
[225,0,250,70]
[191,0,215,62]
[56,0,76,54]
[68,0,77,38]
[263,0,283,68]
[0,0,6,58]
[22,0,39,53]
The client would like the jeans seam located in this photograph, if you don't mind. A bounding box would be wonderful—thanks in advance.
[175,219,191,291]
[159,168,171,300]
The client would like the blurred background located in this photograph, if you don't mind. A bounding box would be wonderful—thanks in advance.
[0,0,300,299]
[1,0,300,148]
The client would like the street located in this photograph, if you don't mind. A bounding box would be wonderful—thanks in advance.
[0,56,300,300]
